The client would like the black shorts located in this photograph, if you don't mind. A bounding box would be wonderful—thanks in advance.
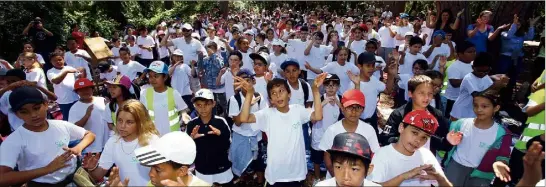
[249,139,267,172]
[310,148,324,164]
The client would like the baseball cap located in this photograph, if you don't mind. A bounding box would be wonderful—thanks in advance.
[324,73,340,85]
[404,31,415,37]
[236,68,255,79]
[341,89,365,108]
[192,88,215,102]
[327,132,372,161]
[9,86,46,112]
[105,74,132,90]
[135,131,196,166]
[145,61,169,74]
[400,13,410,19]
[402,110,439,135]
[280,58,300,70]
[250,52,270,65]
[172,49,184,56]
[358,52,377,64]
[182,23,193,30]
[345,17,355,22]
[432,30,446,39]
[244,30,254,36]
[74,78,94,91]
[5,69,26,80]
[270,39,285,46]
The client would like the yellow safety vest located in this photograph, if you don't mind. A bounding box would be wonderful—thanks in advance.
[146,87,180,132]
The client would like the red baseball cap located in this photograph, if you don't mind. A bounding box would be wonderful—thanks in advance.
[402,110,439,135]
[341,89,365,108]
[74,78,94,91]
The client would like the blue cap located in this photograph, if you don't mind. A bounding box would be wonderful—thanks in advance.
[400,13,409,19]
[280,58,300,70]
[432,30,446,39]
[236,68,255,78]
[145,61,169,74]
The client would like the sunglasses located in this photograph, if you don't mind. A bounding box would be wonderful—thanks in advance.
[182,29,191,32]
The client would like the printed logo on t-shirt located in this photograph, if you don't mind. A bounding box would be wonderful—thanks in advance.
[479,142,489,149]
[131,156,139,163]
[55,137,69,148]
[292,123,299,129]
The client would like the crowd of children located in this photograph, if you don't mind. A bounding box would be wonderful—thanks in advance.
[0,4,544,187]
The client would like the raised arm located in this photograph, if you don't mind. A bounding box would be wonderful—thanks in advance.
[310,73,327,121]
[234,76,257,123]
[160,32,175,47]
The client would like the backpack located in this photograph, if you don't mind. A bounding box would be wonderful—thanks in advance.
[225,92,262,130]
[320,94,345,121]
[299,78,310,105]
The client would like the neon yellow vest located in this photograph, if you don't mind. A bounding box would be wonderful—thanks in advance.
[146,87,180,132]
[515,87,545,151]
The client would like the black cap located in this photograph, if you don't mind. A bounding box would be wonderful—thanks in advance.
[327,132,372,161]
[9,86,46,112]
[5,69,26,80]
[280,58,300,70]
[357,52,377,64]
[236,68,255,79]
[324,73,340,85]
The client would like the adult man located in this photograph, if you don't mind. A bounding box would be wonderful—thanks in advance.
[22,17,54,68]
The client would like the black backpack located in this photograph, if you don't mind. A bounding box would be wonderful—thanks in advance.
[225,92,262,129]
[299,78,310,105]
[320,94,345,121]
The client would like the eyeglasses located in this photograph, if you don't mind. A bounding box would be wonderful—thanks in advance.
[345,105,364,112]
[325,84,338,88]
[182,29,191,32]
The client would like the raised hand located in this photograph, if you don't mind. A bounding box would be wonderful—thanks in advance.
[499,24,510,30]
[387,63,398,75]
[190,125,204,139]
[313,72,328,88]
[251,95,261,106]
[219,67,227,76]
[82,153,100,170]
[456,8,465,18]
[161,177,187,187]
[233,76,255,93]
[207,125,222,136]
[45,151,73,172]
[493,161,511,182]
[107,167,129,187]
[265,69,273,81]
[446,130,463,145]
[521,141,545,184]
[513,14,519,24]
[347,71,360,84]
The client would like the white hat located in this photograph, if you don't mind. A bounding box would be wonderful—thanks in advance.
[182,23,193,30]
[404,31,415,37]
[345,17,355,22]
[271,39,285,46]
[250,52,270,65]
[244,29,254,36]
[172,49,183,56]
[193,89,214,101]
[134,131,196,166]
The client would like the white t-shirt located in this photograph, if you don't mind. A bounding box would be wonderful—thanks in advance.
[311,94,342,150]
[399,52,427,75]
[252,104,311,184]
[68,97,109,153]
[367,144,445,186]
[398,73,413,101]
[450,74,493,119]
[321,62,360,94]
[254,76,269,102]
[0,120,86,184]
[116,60,146,81]
[156,38,170,59]
[288,79,314,106]
[127,44,140,57]
[287,39,312,68]
[228,92,268,137]
[304,45,332,80]
[347,40,367,57]
[47,66,80,104]
[99,66,119,81]
[445,60,473,100]
[171,38,207,64]
[111,46,121,62]
[395,24,413,46]
[350,76,385,119]
[378,26,396,48]
[452,118,499,168]
[64,50,93,81]
[269,53,288,78]
[26,68,47,89]
[220,70,236,100]
[421,25,434,46]
[171,63,193,96]
[99,135,159,186]
[139,88,188,136]
[423,45,450,70]
[319,120,381,179]
[239,50,254,74]
[373,56,386,78]
[136,35,155,59]
[316,178,381,186]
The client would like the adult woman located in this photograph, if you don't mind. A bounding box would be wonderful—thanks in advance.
[395,13,413,48]
[426,9,464,34]
[467,10,510,53]
[499,14,537,86]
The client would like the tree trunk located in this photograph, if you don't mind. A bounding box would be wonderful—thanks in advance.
[219,1,229,19]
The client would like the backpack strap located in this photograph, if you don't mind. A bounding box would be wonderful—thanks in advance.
[337,94,344,121]
[254,92,262,106]
[299,78,310,104]
[234,92,243,110]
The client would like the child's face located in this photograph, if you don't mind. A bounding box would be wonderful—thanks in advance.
[76,87,94,100]
[409,44,422,54]
[107,84,122,99]
[253,60,267,76]
[337,49,349,62]
[116,111,138,138]
[333,158,368,187]
[352,29,362,40]
[459,47,477,63]
[23,44,34,52]
[342,104,364,123]
[23,57,35,68]
[114,40,121,47]
[357,63,375,78]
[268,85,290,108]
[120,51,131,62]
[472,66,490,78]
[15,102,48,128]
[431,78,443,95]
[283,65,301,83]
[172,55,183,63]
[149,163,186,187]
[193,100,215,117]
[239,39,250,52]
[51,56,65,69]
[148,72,167,88]
[324,81,339,96]
[473,96,499,121]
[409,83,433,109]
[398,125,431,153]
[273,45,282,53]
[412,63,425,75]
[365,44,377,53]
[128,39,135,45]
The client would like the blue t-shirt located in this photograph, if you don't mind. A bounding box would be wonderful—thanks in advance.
[466,24,494,53]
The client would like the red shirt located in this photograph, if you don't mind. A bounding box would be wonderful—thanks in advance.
[72,31,85,49]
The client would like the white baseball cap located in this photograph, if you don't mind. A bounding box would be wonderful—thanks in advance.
[404,31,415,37]
[345,17,355,22]
[192,89,214,101]
[134,131,196,166]
[182,23,193,30]
[172,49,184,56]
[244,29,254,36]
[270,39,285,46]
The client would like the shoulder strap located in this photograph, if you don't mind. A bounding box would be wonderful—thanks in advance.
[234,93,243,109]
[254,92,261,106]
[299,78,310,103]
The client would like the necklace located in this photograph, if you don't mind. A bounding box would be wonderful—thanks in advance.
[120,138,139,155]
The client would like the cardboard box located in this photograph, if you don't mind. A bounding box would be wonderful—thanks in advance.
[84,37,113,65]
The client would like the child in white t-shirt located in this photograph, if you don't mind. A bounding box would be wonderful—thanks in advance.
[139,61,189,136]
[0,86,95,186]
[136,27,155,67]
[444,90,512,186]
[398,36,427,75]
[236,73,327,186]
[365,40,387,79]
[346,26,367,56]
[444,41,477,119]
[304,32,333,82]
[367,110,452,186]
[307,47,360,95]
[282,59,314,107]
[268,39,288,78]
[111,38,122,62]
[450,53,508,120]
[97,61,118,83]
[126,35,140,60]
[103,74,134,137]
[250,52,273,102]
[21,52,47,89]
[117,47,146,81]
[82,99,160,186]
[169,49,194,112]
[46,52,80,121]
